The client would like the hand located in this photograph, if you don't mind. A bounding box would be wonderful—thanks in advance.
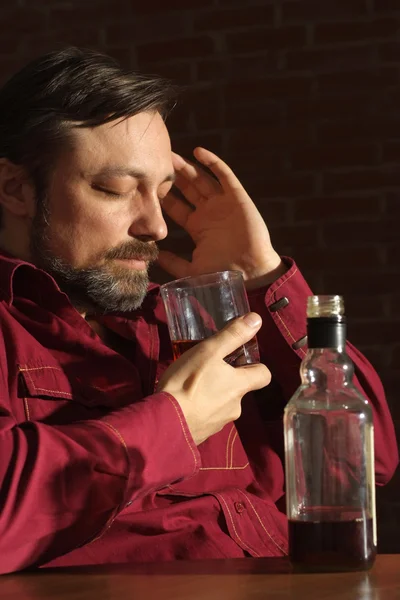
[156,313,271,445]
[157,147,287,289]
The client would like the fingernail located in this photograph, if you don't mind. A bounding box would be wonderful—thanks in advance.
[243,312,262,327]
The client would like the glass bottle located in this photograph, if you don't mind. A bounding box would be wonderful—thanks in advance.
[284,295,376,572]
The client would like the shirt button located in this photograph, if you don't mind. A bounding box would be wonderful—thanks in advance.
[235,502,245,514]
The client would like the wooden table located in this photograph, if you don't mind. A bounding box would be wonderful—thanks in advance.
[1,555,399,599]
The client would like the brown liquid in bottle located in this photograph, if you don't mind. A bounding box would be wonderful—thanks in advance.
[289,514,376,572]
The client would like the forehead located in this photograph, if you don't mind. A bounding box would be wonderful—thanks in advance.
[64,111,173,177]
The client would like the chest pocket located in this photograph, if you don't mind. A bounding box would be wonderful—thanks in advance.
[18,364,138,425]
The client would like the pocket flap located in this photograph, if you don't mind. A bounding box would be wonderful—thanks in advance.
[18,365,73,400]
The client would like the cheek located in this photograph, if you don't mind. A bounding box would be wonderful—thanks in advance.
[48,194,129,266]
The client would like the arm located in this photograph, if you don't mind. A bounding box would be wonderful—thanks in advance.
[247,258,399,486]
[0,313,268,574]
[158,148,398,487]
[0,385,198,574]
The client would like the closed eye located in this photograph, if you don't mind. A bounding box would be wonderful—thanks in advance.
[91,184,130,198]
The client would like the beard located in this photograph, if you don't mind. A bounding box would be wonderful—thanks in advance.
[29,198,159,314]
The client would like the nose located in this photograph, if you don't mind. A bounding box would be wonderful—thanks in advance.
[128,194,168,242]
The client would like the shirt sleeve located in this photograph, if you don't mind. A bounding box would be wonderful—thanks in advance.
[0,335,200,574]
[247,257,399,487]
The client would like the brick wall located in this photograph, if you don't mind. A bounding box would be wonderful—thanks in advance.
[0,0,399,551]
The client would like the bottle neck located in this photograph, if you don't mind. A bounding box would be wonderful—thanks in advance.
[307,316,346,351]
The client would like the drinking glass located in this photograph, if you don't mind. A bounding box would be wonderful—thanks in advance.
[160,270,260,365]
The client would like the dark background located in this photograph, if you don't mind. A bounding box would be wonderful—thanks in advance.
[0,0,399,551]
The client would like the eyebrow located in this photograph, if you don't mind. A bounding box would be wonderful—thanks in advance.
[91,166,176,184]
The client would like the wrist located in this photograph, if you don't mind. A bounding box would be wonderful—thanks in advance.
[244,254,288,291]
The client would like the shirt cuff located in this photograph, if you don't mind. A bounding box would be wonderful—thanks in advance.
[97,391,201,505]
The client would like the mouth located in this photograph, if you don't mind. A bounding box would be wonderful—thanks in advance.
[112,257,148,270]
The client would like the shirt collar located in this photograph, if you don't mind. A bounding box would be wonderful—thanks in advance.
[0,249,162,310]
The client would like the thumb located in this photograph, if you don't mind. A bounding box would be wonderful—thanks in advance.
[205,313,262,359]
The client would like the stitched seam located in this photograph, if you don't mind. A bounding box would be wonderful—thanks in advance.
[230,431,238,468]
[215,493,261,557]
[270,267,298,297]
[225,424,236,468]
[148,323,157,396]
[23,398,30,421]
[19,366,63,372]
[275,312,307,357]
[165,395,198,476]
[23,368,73,397]
[199,463,249,471]
[101,422,129,454]
[239,491,288,555]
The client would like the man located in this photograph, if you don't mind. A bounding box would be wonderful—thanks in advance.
[0,47,396,573]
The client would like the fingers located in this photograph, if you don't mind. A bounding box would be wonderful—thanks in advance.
[205,313,262,359]
[193,147,243,193]
[161,192,193,229]
[172,152,221,205]
[157,250,191,279]
[237,361,271,392]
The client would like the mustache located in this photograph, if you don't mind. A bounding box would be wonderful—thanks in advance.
[104,241,159,262]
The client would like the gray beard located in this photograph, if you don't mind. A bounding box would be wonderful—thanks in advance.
[29,201,157,314]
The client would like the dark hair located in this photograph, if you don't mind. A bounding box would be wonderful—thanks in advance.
[0,46,177,224]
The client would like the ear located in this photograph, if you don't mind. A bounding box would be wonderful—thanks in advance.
[0,158,36,219]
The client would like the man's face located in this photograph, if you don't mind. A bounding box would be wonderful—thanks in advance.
[30,111,174,313]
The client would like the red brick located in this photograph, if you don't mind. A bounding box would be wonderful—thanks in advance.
[287,94,375,120]
[224,101,283,127]
[282,0,367,21]
[0,36,22,55]
[132,0,213,13]
[171,134,224,158]
[225,153,285,179]
[286,46,375,72]
[325,274,400,299]
[257,200,289,225]
[386,243,400,267]
[378,42,400,62]
[323,220,400,246]
[293,195,382,221]
[248,174,315,199]
[170,86,223,131]
[0,8,44,34]
[49,6,106,28]
[323,168,400,194]
[386,193,400,215]
[197,54,281,82]
[294,246,382,271]
[317,68,399,94]
[374,0,400,12]
[388,294,400,318]
[291,145,379,171]
[226,26,306,53]
[318,118,400,143]
[314,19,399,44]
[109,12,190,45]
[228,122,312,151]
[343,294,386,320]
[140,62,192,83]
[225,76,313,102]
[137,37,214,65]
[194,6,274,31]
[391,347,400,369]
[268,224,319,247]
[383,141,400,162]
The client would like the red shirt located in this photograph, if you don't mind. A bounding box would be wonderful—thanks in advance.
[0,253,396,573]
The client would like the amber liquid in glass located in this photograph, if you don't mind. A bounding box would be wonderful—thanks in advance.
[172,337,258,365]
[289,515,376,572]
